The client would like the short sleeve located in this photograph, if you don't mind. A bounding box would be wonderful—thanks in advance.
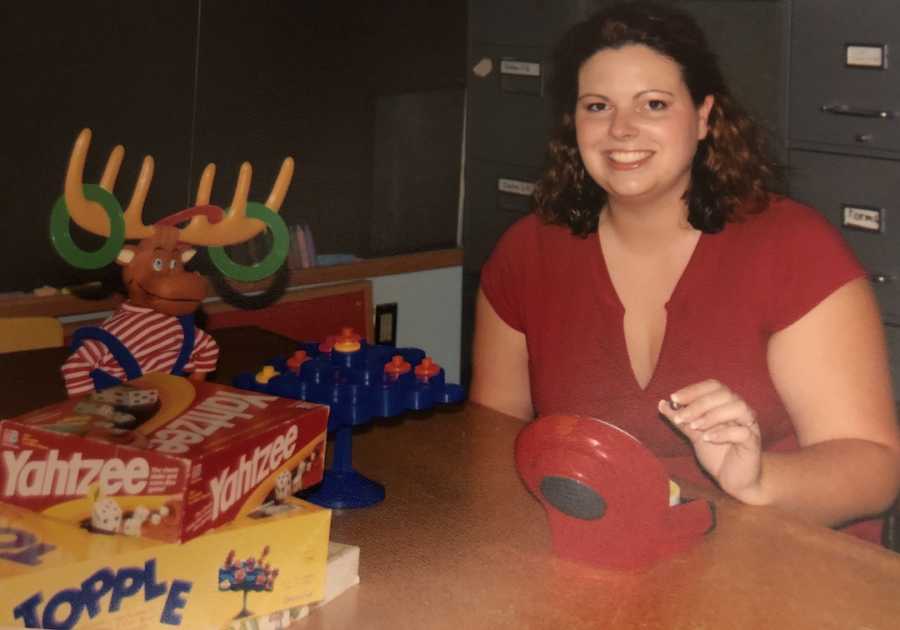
[479,215,539,333]
[768,200,867,332]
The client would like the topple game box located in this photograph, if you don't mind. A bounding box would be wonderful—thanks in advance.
[0,375,328,543]
[0,496,330,629]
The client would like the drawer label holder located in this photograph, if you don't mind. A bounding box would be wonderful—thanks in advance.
[845,43,887,70]
[842,204,884,233]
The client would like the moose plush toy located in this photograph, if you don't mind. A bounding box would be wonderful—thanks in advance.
[54,129,293,395]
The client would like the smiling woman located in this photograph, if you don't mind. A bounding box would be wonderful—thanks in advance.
[470,0,900,545]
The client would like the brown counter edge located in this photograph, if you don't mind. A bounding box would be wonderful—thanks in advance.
[0,248,463,319]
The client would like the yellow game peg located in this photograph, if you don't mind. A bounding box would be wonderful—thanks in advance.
[254,365,280,385]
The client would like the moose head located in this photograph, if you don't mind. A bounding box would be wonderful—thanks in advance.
[54,129,295,395]
[51,128,294,307]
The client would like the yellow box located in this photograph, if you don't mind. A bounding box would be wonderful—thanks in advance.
[0,497,330,629]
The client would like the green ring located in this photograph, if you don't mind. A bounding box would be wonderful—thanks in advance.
[50,185,126,269]
[208,202,289,282]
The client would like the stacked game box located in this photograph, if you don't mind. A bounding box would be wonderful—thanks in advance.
[0,374,329,542]
[0,496,331,629]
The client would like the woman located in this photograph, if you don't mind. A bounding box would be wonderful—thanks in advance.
[471,1,900,541]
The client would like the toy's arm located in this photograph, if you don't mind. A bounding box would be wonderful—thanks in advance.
[470,289,534,420]
[60,340,108,396]
[188,328,219,377]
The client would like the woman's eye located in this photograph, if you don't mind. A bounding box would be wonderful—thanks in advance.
[646,99,668,111]
[152,258,163,271]
[586,102,609,113]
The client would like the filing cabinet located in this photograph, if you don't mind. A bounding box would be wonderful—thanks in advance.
[787,0,900,398]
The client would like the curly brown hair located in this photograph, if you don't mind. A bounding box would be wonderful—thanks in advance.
[534,1,778,236]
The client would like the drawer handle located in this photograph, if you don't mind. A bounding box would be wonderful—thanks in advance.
[821,104,897,119]
[870,273,894,284]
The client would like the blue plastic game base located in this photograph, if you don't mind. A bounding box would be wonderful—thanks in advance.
[235,334,465,510]
[303,469,386,509]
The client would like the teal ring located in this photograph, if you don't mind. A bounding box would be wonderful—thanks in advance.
[50,185,126,270]
[208,202,289,282]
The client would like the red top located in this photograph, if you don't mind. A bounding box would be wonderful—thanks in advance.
[482,197,880,540]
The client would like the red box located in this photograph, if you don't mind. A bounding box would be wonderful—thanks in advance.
[0,374,328,542]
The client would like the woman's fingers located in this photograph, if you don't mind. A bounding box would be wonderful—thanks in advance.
[664,380,756,432]
[669,379,723,407]
[688,399,756,431]
[701,421,760,445]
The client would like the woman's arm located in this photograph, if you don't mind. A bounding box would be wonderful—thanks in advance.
[660,278,900,527]
[469,289,534,420]
[760,277,900,524]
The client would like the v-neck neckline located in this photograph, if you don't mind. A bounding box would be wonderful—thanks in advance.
[590,228,707,393]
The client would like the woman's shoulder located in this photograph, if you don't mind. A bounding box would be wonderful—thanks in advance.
[724,195,863,281]
[492,212,582,254]
[502,212,575,239]
[748,194,831,225]
[731,195,838,242]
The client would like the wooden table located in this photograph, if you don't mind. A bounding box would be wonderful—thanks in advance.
[3,328,900,629]
[295,402,900,630]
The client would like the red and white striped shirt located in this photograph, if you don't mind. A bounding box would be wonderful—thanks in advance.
[61,303,219,396]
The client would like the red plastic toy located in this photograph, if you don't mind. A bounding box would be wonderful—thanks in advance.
[515,414,714,571]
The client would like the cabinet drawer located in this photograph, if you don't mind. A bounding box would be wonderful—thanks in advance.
[790,0,900,155]
[463,159,540,272]
[789,149,900,321]
[467,43,553,168]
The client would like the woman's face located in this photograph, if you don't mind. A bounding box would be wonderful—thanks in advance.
[574,44,714,210]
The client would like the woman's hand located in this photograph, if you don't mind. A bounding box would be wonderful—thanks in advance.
[657,380,764,503]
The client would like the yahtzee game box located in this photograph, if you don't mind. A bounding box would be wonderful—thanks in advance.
[0,375,328,542]
[0,496,330,629]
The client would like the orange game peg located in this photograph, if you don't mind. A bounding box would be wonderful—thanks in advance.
[286,350,310,374]
[333,327,362,353]
[318,335,336,353]
[254,365,280,384]
[414,357,441,381]
[384,355,412,379]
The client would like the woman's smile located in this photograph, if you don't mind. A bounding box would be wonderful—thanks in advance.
[606,150,654,169]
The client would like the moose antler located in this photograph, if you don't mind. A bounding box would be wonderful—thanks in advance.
[178,157,294,246]
[64,128,294,246]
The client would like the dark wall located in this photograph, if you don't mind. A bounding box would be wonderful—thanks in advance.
[1,0,466,293]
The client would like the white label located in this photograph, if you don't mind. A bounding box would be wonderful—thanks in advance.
[846,45,885,68]
[500,60,541,77]
[842,205,883,232]
[2,450,150,497]
[497,178,535,196]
